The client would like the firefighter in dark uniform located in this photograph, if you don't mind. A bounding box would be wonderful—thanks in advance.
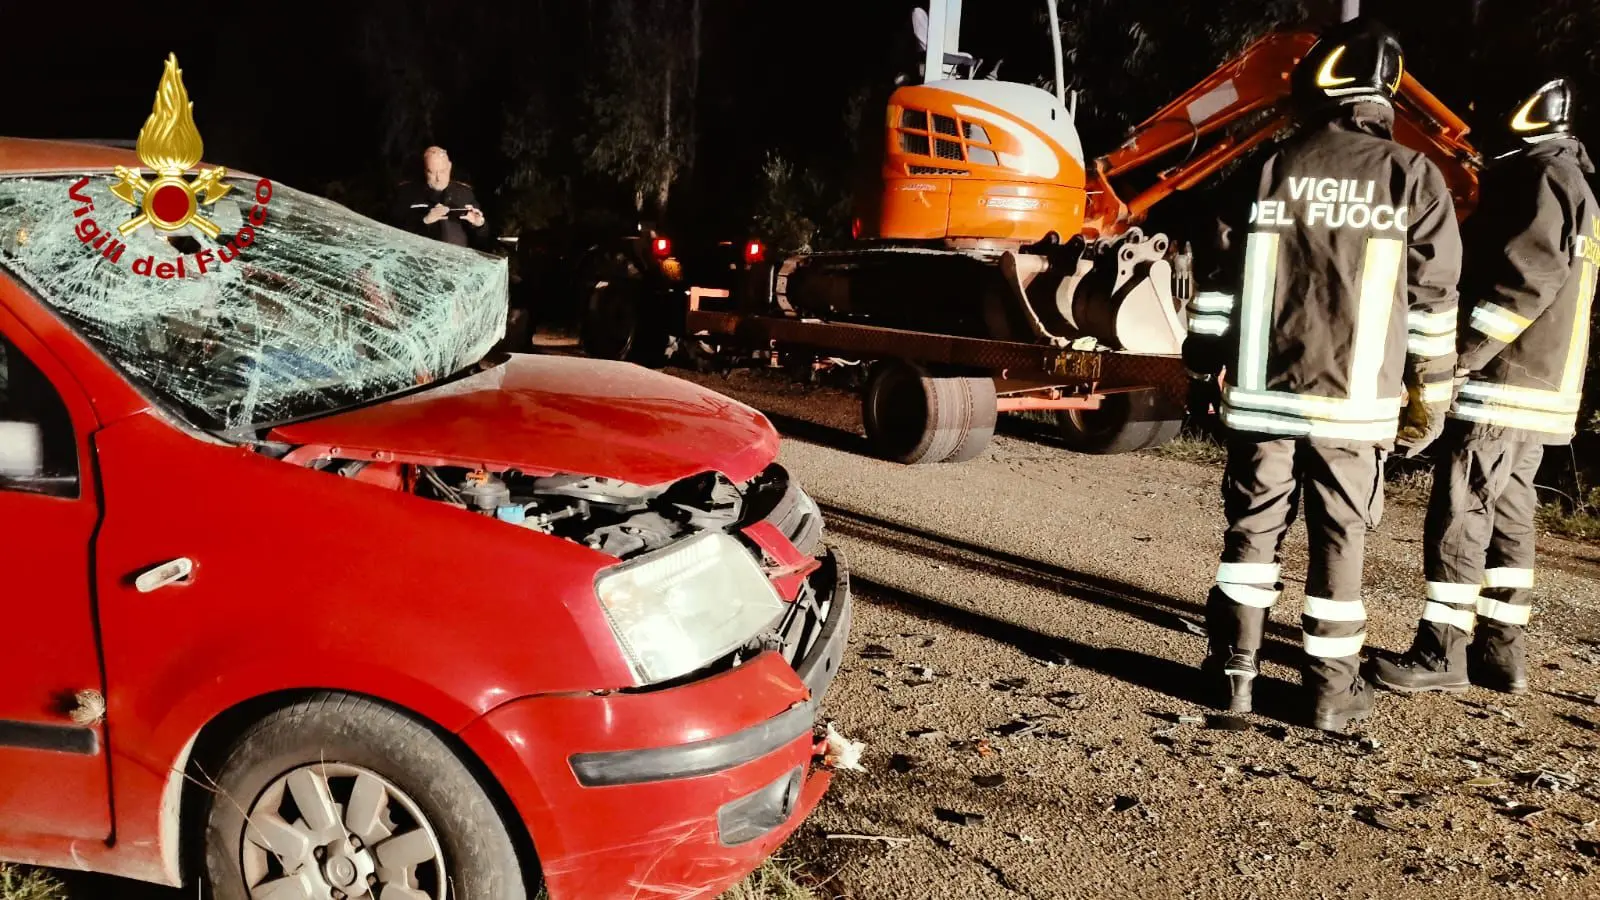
[1184,19,1463,731]
[1372,78,1597,696]
[393,146,488,248]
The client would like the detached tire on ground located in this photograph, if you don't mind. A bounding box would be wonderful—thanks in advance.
[1055,390,1182,454]
[204,693,531,900]
[862,359,997,465]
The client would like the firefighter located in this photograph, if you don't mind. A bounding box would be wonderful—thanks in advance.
[1371,77,1596,696]
[1185,18,1462,731]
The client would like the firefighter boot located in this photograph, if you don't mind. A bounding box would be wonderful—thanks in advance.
[1468,620,1529,695]
[1201,587,1266,714]
[1368,621,1472,693]
[1307,656,1374,732]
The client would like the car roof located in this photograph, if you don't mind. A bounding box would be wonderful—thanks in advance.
[0,137,252,178]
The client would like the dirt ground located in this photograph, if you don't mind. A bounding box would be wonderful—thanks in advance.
[669,367,1600,900]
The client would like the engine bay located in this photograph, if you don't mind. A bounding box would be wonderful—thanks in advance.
[299,456,804,560]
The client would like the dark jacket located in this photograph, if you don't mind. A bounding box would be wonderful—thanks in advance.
[1452,137,1598,445]
[393,180,487,248]
[1184,101,1463,447]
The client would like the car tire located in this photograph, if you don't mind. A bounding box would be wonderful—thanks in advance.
[579,278,668,367]
[1055,391,1182,454]
[862,359,997,465]
[204,693,531,900]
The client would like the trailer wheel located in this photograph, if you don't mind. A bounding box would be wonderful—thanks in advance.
[579,279,667,367]
[1055,391,1182,454]
[863,360,997,464]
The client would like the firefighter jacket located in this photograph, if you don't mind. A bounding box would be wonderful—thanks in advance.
[1184,101,1463,447]
[1452,137,1598,445]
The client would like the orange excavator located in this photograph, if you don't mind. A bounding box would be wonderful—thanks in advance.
[585,1,1482,462]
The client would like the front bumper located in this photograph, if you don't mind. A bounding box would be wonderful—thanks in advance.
[460,548,852,900]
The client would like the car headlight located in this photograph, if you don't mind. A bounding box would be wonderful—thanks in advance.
[595,532,785,684]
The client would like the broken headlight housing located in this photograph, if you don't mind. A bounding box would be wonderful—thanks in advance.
[595,532,785,684]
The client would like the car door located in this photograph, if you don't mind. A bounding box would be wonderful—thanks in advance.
[0,307,111,842]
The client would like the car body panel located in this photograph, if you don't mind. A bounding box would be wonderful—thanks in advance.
[0,140,842,897]
[0,298,111,842]
[460,653,829,900]
[270,354,779,486]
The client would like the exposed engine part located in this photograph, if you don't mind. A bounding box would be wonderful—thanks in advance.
[395,462,819,561]
[458,470,512,515]
[659,471,743,530]
[583,512,680,557]
[531,474,658,507]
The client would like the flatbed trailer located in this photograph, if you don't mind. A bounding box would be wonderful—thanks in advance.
[670,277,1190,463]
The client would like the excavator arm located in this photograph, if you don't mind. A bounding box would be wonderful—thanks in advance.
[1082,31,1482,238]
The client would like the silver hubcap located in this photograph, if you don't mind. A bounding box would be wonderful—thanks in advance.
[240,762,446,900]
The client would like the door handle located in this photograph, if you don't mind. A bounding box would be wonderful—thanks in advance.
[134,557,194,593]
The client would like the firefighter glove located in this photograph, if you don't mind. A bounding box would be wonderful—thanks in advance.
[1395,381,1447,458]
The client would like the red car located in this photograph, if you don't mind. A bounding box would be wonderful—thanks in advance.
[0,138,849,900]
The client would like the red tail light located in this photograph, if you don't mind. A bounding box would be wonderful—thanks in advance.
[651,237,672,259]
[744,239,766,265]
[851,217,863,240]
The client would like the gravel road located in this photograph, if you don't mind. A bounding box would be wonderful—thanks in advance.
[671,367,1600,900]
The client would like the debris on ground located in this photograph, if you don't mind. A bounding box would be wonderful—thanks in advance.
[1205,715,1252,731]
[860,643,895,660]
[888,753,921,774]
[1515,769,1579,792]
[972,774,1007,788]
[1109,796,1140,813]
[950,738,997,758]
[907,727,945,741]
[934,807,985,826]
[907,664,937,681]
[1464,775,1506,788]
[991,677,1028,692]
[990,715,1056,738]
[1501,803,1547,821]
[1045,690,1087,709]
[1176,617,1207,636]
[824,723,868,772]
[1355,806,1402,831]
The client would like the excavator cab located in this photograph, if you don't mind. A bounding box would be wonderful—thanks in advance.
[865,0,1089,246]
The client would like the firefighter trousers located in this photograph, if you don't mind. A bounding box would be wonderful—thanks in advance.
[1415,429,1543,658]
[1208,438,1384,691]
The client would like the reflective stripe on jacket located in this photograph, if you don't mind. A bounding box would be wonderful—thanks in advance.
[1184,101,1463,447]
[1453,138,1598,445]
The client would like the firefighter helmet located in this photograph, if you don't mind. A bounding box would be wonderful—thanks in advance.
[1292,18,1405,106]
[1503,78,1575,143]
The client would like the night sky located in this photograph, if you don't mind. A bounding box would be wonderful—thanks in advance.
[2,3,1067,217]
[4,1,1576,235]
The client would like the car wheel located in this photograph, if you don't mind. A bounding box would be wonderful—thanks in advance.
[579,278,668,367]
[1055,391,1182,454]
[862,359,997,465]
[204,693,531,900]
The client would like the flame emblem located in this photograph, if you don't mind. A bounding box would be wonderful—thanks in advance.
[109,54,231,238]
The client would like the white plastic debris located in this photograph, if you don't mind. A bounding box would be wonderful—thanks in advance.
[823,722,867,772]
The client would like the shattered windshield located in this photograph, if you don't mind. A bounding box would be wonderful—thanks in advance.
[0,174,506,433]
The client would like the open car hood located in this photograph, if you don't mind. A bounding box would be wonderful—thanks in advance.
[268,355,779,485]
